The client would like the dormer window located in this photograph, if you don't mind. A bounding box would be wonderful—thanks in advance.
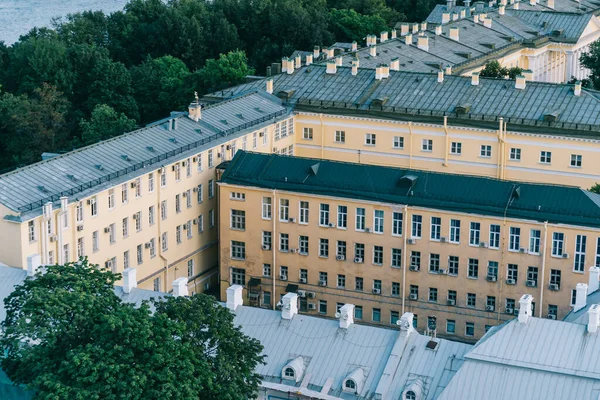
[342,368,364,394]
[345,379,356,391]
[281,356,305,382]
[406,391,417,400]
[284,367,295,378]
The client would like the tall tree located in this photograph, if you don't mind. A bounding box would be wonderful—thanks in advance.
[191,50,255,93]
[329,8,388,43]
[79,104,137,146]
[580,40,600,90]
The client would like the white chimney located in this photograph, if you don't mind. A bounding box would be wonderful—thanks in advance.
[398,312,415,334]
[449,27,459,41]
[575,283,589,312]
[370,45,377,57]
[26,253,42,277]
[514,2,519,9]
[442,12,450,24]
[380,31,388,42]
[281,57,288,73]
[405,33,413,45]
[390,57,400,71]
[391,29,397,39]
[226,284,243,311]
[122,267,137,293]
[474,14,480,23]
[375,65,383,80]
[445,64,452,75]
[438,69,445,83]
[401,23,409,36]
[337,304,355,329]
[548,0,554,8]
[421,22,428,31]
[336,55,343,66]
[381,64,390,79]
[518,294,533,324]
[172,277,188,297]
[352,58,360,75]
[471,72,480,85]
[313,46,320,59]
[522,69,533,81]
[266,78,273,94]
[435,25,442,35]
[460,9,466,18]
[589,266,600,292]
[574,80,582,96]
[305,53,313,66]
[530,0,536,5]
[327,48,334,59]
[412,23,419,34]
[499,5,505,14]
[588,304,600,333]
[281,292,298,320]
[287,58,295,74]
[452,12,459,21]
[515,75,526,89]
[417,34,429,51]
[295,54,301,69]
[351,41,357,51]
[326,60,337,74]
[483,17,492,28]
[60,196,68,210]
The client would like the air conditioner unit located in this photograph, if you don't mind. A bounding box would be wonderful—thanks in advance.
[547,314,557,320]
[328,223,335,228]
[505,308,514,314]
[193,187,199,192]
[290,248,298,253]
[172,165,177,171]
[447,299,456,306]
[479,242,488,248]
[299,277,307,284]
[409,293,418,300]
[440,237,448,243]
[562,253,570,259]
[336,255,345,261]
[506,278,516,285]
[298,290,307,297]
[438,269,447,275]
[308,303,317,310]
[144,242,151,249]
[549,283,560,291]
[525,280,536,287]
[86,199,92,205]
[365,228,371,233]
[226,145,231,150]
[289,217,296,223]
[354,257,363,264]
[519,248,527,253]
[280,274,288,281]
[103,227,111,233]
[259,131,265,137]
[319,280,327,286]
[130,182,137,189]
[49,235,57,243]
[77,225,84,232]
[133,214,139,219]
[183,224,188,230]
[409,265,419,271]
[307,292,316,299]
[193,219,198,225]
[513,309,520,315]
[486,305,495,311]
[407,238,416,245]
[372,288,381,295]
[183,192,188,197]
[486,275,497,282]
[262,245,271,250]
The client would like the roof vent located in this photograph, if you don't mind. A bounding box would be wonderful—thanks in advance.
[455,103,471,115]
[95,164,104,171]
[220,119,228,125]
[146,146,155,152]
[121,155,131,162]
[37,185,49,193]
[543,112,559,123]
[235,113,245,120]
[169,138,178,144]
[66,174,78,182]
[426,339,439,350]
[310,163,320,176]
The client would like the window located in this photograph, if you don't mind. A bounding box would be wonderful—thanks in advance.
[92,231,99,252]
[391,248,402,268]
[510,147,521,160]
[412,215,422,238]
[160,168,167,187]
[355,277,364,291]
[392,282,400,296]
[77,237,84,258]
[231,268,246,285]
[374,210,384,233]
[175,194,181,214]
[135,178,142,197]
[373,246,383,265]
[355,243,365,261]
[427,316,437,330]
[231,241,246,259]
[197,214,204,234]
[448,256,459,275]
[429,287,438,302]
[280,266,288,280]
[319,204,330,226]
[450,141,462,154]
[176,225,182,244]
[337,206,347,228]
[76,202,84,223]
[487,261,498,280]
[372,308,381,322]
[279,198,291,221]
[422,139,433,151]
[208,180,214,198]
[337,241,347,259]
[28,221,36,242]
[319,300,327,314]
[161,200,167,220]
[335,131,346,143]
[446,320,456,334]
[480,145,491,157]
[90,196,98,217]
[468,258,479,278]
[262,264,271,277]
[137,244,143,265]
[262,231,272,249]
[197,153,203,172]
[410,251,421,270]
[508,226,521,251]
[552,232,564,256]
[123,250,129,269]
[506,298,516,312]
[489,224,500,249]
[571,154,582,167]
[300,201,309,224]
[149,238,156,258]
[466,322,475,337]
[337,274,346,288]
[299,236,309,254]
[574,234,586,272]
[466,293,476,308]
[209,209,215,228]
[319,238,329,257]
[529,229,541,254]
[242,137,247,151]
[109,223,116,244]
[540,151,552,164]
[448,290,457,304]
[186,220,192,240]
[430,217,441,240]
[161,232,168,251]
[185,189,192,208]
[507,264,518,283]
[390,311,400,325]
[527,266,538,287]
[406,391,417,400]
[469,222,480,245]
[231,210,246,230]
[252,133,257,149]
[393,136,404,149]
[365,133,376,145]
[354,305,363,319]
[153,277,161,292]
[280,234,289,252]
[262,197,272,219]
[319,272,328,286]
[300,269,308,282]
[283,367,295,379]
[302,127,313,140]
[134,212,142,232]
[571,289,577,306]
[108,189,115,210]
[392,212,403,236]
[429,253,440,273]
[356,208,365,230]
[548,304,558,318]
[449,219,460,243]
[410,285,419,299]
[208,150,214,168]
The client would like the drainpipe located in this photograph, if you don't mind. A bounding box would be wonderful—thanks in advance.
[443,116,449,167]
[156,169,169,292]
[539,221,548,317]
[402,205,409,314]
[320,113,325,160]
[503,121,508,180]
[408,122,414,169]
[497,118,504,179]
[272,190,277,310]
[40,206,48,265]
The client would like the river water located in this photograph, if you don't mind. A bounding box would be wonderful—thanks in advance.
[0,0,129,45]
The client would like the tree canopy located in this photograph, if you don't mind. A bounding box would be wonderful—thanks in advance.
[479,60,523,80]
[580,40,600,90]
[1,258,264,399]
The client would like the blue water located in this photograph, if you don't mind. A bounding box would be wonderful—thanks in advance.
[0,0,129,44]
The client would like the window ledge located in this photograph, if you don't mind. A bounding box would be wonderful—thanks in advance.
[467,276,478,280]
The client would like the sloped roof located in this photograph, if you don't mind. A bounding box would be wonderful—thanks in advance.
[220,151,600,228]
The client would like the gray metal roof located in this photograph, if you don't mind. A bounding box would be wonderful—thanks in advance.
[0,92,287,218]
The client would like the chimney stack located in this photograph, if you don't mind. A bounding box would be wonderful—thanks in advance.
[281,57,288,73]
[514,2,519,9]
[327,48,334,59]
[417,34,429,51]
[445,64,452,75]
[188,92,202,122]
[405,33,413,45]
[589,266,600,292]
[172,277,188,297]
[530,0,536,5]
[412,23,419,34]
[305,53,313,66]
[122,268,137,293]
[295,54,301,69]
[281,292,298,320]
[522,69,533,81]
[421,22,428,31]
[326,60,337,74]
[447,0,454,9]
[452,12,459,21]
[337,304,355,329]
[390,57,400,71]
[391,29,397,39]
[370,45,377,57]
[442,12,451,24]
[375,65,383,80]
[471,72,480,85]
[588,304,600,333]
[226,284,243,311]
[287,58,295,74]
[438,69,445,83]
[474,14,480,23]
[483,17,492,28]
[548,0,554,8]
[26,254,42,277]
[449,27,459,41]
[435,25,443,35]
[499,5,505,14]
[518,294,533,324]
[401,23,409,36]
[313,46,320,59]
[380,31,388,42]
[266,78,273,94]
[351,41,358,52]
[352,58,360,75]
[574,80,582,96]
[515,75,526,89]
[398,312,415,335]
[575,283,589,312]
[336,55,343,66]
[381,64,390,79]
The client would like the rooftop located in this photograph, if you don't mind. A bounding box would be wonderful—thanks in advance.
[220,151,600,228]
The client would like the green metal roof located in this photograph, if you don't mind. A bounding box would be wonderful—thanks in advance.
[221,151,600,228]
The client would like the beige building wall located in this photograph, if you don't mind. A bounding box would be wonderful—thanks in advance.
[218,184,599,341]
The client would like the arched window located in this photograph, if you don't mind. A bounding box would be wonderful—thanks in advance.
[345,379,356,390]
[405,390,417,400]
[284,367,295,378]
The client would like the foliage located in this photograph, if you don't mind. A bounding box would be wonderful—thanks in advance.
[479,60,523,80]
[79,104,137,146]
[580,40,600,90]
[191,50,255,93]
[1,258,264,399]
[329,9,388,43]
[589,183,600,194]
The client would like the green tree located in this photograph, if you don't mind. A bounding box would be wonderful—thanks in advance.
[479,60,523,79]
[329,8,388,43]
[79,104,137,146]
[580,40,600,90]
[589,183,600,194]
[191,50,254,93]
[1,258,264,399]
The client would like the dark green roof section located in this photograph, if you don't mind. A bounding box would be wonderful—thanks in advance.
[221,151,600,228]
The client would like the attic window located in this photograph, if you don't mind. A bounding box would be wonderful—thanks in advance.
[37,186,49,194]
[67,174,78,182]
[121,155,131,161]
[399,174,418,185]
[345,379,356,391]
[371,97,388,107]
[169,138,178,144]
[455,52,472,59]
[426,339,439,350]
[147,146,155,152]
[544,112,559,123]
[95,164,104,171]
[481,42,496,49]
[254,107,264,113]
[405,391,417,400]
[552,29,564,36]
[235,113,245,120]
[220,119,228,125]
[283,367,295,378]
[455,103,471,115]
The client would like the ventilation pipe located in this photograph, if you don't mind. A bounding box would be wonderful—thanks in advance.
[390,57,400,71]
[326,60,337,74]
[515,75,526,89]
[266,78,273,94]
[438,70,445,83]
[449,27,459,41]
[574,283,589,312]
[518,294,533,324]
[172,277,188,297]
[471,72,480,85]
[226,285,243,311]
